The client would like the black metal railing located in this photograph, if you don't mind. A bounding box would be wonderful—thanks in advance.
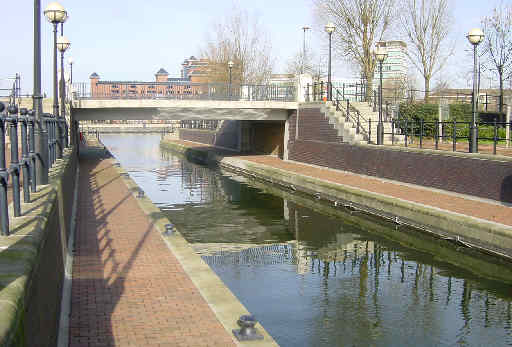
[0,101,70,236]
[374,115,512,155]
[332,87,370,141]
[72,82,296,102]
[305,82,367,102]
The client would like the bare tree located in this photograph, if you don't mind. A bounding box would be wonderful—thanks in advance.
[200,6,273,84]
[313,0,395,99]
[399,0,453,101]
[285,49,325,81]
[481,3,512,113]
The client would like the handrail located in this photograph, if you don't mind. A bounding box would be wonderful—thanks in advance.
[0,99,70,236]
[333,87,370,141]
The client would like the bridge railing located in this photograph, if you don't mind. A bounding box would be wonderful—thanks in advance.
[72,82,297,102]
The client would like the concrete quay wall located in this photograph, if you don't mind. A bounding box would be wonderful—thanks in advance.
[160,139,512,260]
[0,148,77,347]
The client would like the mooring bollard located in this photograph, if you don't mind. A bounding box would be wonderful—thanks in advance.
[19,108,30,203]
[232,315,263,341]
[0,102,9,236]
[7,105,21,217]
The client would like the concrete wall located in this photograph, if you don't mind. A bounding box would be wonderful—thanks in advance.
[250,121,285,157]
[0,148,77,347]
[179,120,240,151]
[179,120,286,157]
[288,106,512,203]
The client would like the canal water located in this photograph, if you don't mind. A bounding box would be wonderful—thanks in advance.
[101,134,512,347]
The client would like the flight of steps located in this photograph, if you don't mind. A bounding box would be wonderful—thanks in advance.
[323,101,405,145]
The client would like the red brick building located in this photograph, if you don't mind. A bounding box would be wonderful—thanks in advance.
[90,56,209,98]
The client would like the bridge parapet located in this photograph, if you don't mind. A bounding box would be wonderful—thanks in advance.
[72,82,297,102]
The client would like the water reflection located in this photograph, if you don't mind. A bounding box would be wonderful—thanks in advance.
[101,134,512,347]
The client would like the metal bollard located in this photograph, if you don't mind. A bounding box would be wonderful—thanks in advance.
[7,105,21,217]
[368,119,372,144]
[435,120,439,150]
[419,119,424,149]
[28,110,37,193]
[19,109,30,203]
[56,115,63,159]
[50,115,57,166]
[0,102,9,235]
[64,121,69,148]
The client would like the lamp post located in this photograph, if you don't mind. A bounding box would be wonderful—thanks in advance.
[68,57,74,85]
[34,0,50,185]
[228,60,234,100]
[325,23,335,101]
[467,28,484,153]
[44,2,67,159]
[301,26,310,74]
[375,45,388,145]
[57,36,70,150]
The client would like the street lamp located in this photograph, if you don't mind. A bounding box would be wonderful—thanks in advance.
[375,45,388,145]
[325,22,335,101]
[467,28,484,153]
[57,36,70,149]
[44,1,67,158]
[228,60,234,99]
[301,26,310,75]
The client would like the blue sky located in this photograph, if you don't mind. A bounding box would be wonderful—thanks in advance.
[0,0,505,95]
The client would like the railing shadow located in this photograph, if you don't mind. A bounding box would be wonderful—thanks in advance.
[69,145,157,346]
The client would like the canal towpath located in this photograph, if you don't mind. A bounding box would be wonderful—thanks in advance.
[68,139,275,346]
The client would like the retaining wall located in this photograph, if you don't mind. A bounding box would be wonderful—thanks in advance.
[289,106,512,203]
[0,148,77,347]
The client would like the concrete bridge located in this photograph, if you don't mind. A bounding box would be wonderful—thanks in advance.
[71,98,298,121]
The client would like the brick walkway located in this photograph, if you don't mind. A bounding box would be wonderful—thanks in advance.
[171,139,512,227]
[69,144,235,347]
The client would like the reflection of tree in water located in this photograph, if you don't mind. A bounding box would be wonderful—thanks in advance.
[204,200,512,346]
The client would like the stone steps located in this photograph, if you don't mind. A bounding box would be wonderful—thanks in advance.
[323,102,404,145]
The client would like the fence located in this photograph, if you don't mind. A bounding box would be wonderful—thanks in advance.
[0,101,69,236]
[72,82,297,102]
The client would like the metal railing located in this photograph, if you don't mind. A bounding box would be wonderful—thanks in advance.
[332,88,371,141]
[304,82,367,102]
[375,115,512,155]
[72,82,297,102]
[0,101,69,236]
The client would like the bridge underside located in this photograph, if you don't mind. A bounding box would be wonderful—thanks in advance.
[72,107,290,121]
[71,100,296,121]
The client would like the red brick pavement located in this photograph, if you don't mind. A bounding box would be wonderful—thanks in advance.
[171,139,512,227]
[69,144,236,347]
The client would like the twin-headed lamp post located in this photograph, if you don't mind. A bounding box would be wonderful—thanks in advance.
[375,45,388,145]
[324,23,335,101]
[44,1,68,158]
[467,28,484,153]
[57,36,70,149]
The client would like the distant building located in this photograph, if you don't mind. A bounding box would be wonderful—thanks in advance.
[89,56,209,98]
[374,41,408,99]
